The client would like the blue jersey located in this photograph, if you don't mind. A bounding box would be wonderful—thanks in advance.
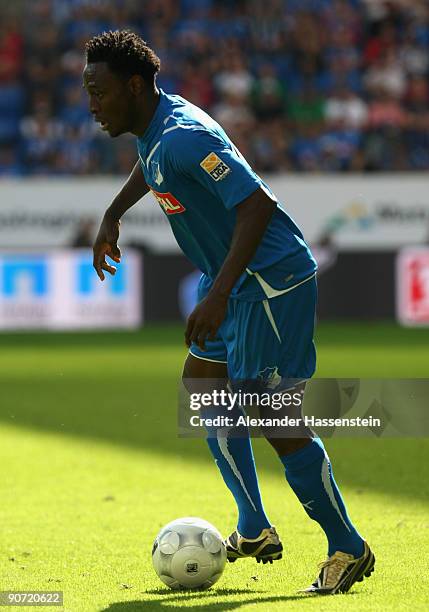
[137,90,316,301]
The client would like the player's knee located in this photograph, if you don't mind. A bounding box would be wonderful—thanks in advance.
[263,435,313,456]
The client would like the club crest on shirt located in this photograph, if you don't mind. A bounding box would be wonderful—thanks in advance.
[200,152,231,181]
[151,189,186,215]
[151,162,163,186]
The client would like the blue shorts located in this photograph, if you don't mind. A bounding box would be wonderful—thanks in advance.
[190,274,317,388]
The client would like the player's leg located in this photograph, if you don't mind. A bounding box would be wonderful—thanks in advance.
[263,423,374,593]
[282,436,374,593]
[182,352,273,545]
[253,277,373,592]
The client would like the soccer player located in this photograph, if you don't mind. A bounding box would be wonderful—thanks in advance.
[84,30,374,594]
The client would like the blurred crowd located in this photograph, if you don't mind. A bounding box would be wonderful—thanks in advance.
[1,0,429,176]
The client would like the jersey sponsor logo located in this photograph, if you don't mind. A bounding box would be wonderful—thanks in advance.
[200,152,231,181]
[151,189,186,215]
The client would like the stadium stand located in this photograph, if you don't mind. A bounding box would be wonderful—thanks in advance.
[0,0,428,175]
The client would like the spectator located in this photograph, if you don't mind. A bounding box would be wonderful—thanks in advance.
[20,95,62,175]
[287,85,325,127]
[289,124,323,172]
[325,86,368,130]
[364,89,408,170]
[214,54,254,100]
[0,19,23,83]
[252,118,290,172]
[212,92,255,134]
[319,118,361,171]
[366,89,407,130]
[178,60,215,109]
[364,50,407,99]
[400,33,429,76]
[363,21,398,65]
[251,63,286,121]
[56,126,93,174]
[59,84,91,128]
[0,144,22,176]
[404,76,429,169]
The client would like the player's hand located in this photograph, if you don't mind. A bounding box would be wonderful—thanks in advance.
[185,292,228,351]
[93,212,121,281]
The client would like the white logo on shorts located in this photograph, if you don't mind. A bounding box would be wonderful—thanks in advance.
[258,366,282,389]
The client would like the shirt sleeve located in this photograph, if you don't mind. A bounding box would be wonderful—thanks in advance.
[167,127,262,210]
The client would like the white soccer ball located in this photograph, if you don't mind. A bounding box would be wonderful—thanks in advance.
[152,517,227,590]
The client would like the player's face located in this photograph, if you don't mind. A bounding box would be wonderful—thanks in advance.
[83,62,135,137]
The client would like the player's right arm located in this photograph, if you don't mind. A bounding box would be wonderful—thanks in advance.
[93,160,149,280]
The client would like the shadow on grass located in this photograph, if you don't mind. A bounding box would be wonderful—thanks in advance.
[0,325,184,349]
[102,586,362,610]
[101,592,308,611]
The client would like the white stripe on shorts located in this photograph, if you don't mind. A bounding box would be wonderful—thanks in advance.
[188,350,227,364]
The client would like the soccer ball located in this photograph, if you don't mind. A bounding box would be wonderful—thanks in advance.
[152,517,227,590]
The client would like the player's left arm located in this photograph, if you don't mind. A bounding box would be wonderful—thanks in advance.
[185,187,276,349]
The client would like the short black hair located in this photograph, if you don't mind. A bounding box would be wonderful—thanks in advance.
[86,30,161,82]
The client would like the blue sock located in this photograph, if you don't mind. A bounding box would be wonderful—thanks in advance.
[205,408,271,539]
[281,438,364,557]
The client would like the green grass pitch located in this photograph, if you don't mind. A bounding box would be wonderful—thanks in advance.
[0,322,428,611]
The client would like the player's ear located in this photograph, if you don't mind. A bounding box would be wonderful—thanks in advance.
[128,75,144,96]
